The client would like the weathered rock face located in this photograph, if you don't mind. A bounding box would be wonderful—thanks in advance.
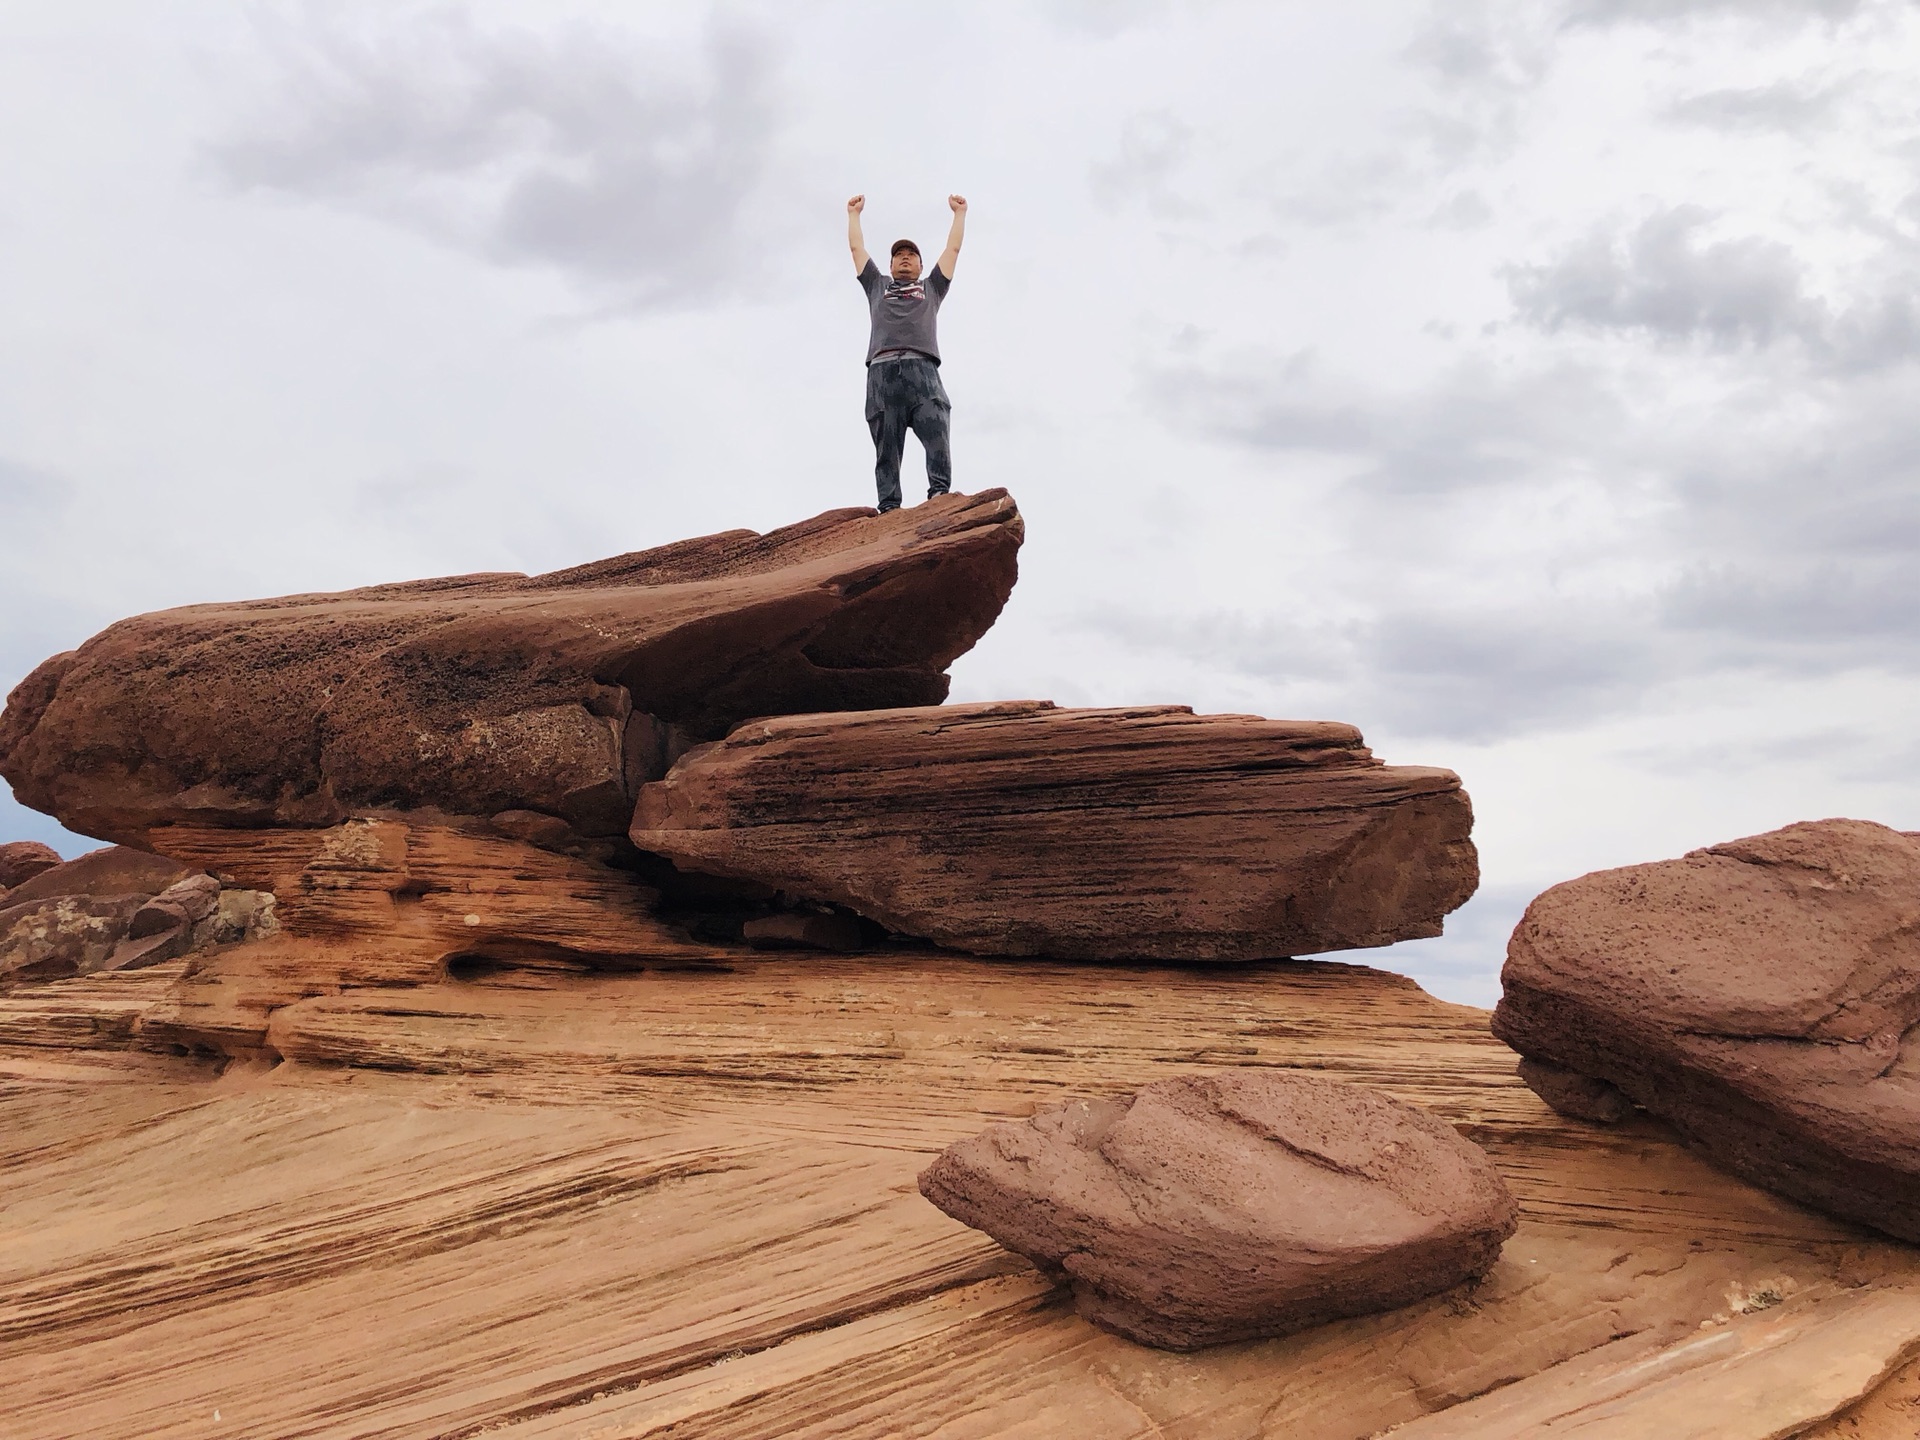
[0,847,276,986]
[632,701,1477,960]
[0,840,61,889]
[918,1071,1517,1350]
[0,493,1022,847]
[1493,819,1920,1242]
[0,894,148,985]
[135,815,716,1055]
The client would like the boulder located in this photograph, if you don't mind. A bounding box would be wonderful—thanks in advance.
[0,840,61,888]
[633,701,1477,961]
[918,1071,1518,1349]
[1492,819,1920,1242]
[0,493,1023,847]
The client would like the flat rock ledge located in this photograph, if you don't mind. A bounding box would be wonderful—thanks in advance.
[917,1070,1518,1350]
[633,701,1478,961]
[1493,818,1920,1242]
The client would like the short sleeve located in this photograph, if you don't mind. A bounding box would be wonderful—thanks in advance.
[858,258,883,297]
[926,264,952,299]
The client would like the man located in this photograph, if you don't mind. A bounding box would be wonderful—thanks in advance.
[848,193,966,513]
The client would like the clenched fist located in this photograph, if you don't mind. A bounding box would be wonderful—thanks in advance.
[949,194,967,213]
[848,194,866,214]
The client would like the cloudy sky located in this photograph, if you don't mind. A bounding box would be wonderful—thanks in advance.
[4,0,1918,1003]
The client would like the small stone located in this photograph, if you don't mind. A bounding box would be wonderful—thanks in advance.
[1517,1057,1635,1124]
[918,1070,1518,1350]
[741,911,866,952]
[151,873,221,925]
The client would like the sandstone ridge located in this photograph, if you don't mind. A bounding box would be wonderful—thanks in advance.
[10,495,1907,1431]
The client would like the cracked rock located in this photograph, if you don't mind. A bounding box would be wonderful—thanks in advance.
[917,1070,1517,1349]
[1494,818,1920,1241]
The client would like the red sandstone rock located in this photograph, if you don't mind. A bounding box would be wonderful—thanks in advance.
[0,840,61,889]
[3,846,196,906]
[632,701,1477,961]
[135,815,717,1054]
[1493,818,1920,1242]
[0,493,1022,846]
[918,1070,1517,1350]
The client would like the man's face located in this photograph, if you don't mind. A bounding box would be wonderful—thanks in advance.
[891,249,922,282]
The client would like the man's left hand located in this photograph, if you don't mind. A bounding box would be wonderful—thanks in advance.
[949,194,968,213]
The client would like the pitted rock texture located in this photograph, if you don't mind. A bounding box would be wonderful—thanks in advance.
[0,894,148,985]
[633,701,1477,960]
[0,840,61,889]
[135,815,713,1055]
[0,492,1022,846]
[1493,818,1920,1242]
[918,1070,1517,1350]
[0,845,276,987]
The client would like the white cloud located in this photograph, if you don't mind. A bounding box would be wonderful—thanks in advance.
[207,9,780,305]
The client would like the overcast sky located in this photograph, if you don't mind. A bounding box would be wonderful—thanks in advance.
[5,0,1918,1003]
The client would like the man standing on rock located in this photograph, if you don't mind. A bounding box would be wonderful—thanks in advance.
[848,193,966,513]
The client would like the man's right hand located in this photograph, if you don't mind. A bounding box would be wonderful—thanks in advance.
[847,195,869,273]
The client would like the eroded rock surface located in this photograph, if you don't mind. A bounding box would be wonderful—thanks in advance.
[136,815,713,1054]
[918,1070,1518,1349]
[0,845,276,987]
[1493,818,1920,1242]
[633,701,1477,960]
[0,492,1022,846]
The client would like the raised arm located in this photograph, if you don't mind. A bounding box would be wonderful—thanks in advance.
[848,194,870,274]
[937,194,966,278]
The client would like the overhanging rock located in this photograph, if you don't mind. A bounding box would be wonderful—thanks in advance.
[632,701,1478,961]
[0,492,1022,846]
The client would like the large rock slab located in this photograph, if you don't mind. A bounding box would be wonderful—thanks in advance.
[918,1071,1518,1349]
[632,701,1477,960]
[1492,819,1920,1242]
[3,845,196,906]
[0,493,1022,846]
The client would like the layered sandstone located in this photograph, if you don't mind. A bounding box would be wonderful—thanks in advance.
[632,701,1478,960]
[0,492,1022,846]
[1493,819,1920,1243]
[138,815,718,1055]
[5,949,1920,1437]
[919,1071,1518,1349]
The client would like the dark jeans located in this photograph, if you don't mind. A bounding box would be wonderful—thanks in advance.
[865,358,951,513]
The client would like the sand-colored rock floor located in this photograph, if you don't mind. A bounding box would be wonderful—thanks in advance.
[5,953,1920,1438]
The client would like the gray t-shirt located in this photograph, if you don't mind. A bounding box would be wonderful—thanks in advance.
[859,258,951,365]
